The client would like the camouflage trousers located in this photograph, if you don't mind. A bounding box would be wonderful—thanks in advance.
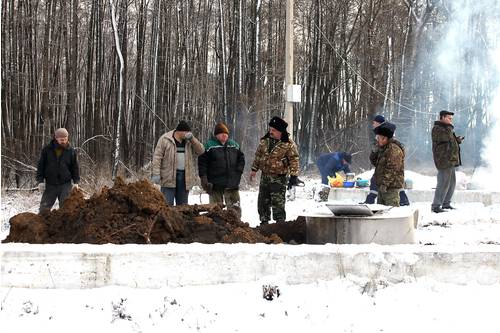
[377,188,400,207]
[258,174,287,222]
[209,188,241,218]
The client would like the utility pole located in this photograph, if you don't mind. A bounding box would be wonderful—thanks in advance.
[284,0,294,135]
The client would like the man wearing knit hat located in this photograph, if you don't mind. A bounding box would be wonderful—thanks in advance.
[371,122,405,206]
[152,120,204,205]
[36,128,80,213]
[198,122,245,216]
[250,116,301,224]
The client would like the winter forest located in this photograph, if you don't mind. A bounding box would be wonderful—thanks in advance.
[2,0,500,188]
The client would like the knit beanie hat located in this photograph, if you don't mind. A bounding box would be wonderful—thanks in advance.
[214,123,229,136]
[269,116,288,133]
[373,115,385,124]
[374,122,396,139]
[175,120,191,132]
[54,128,69,138]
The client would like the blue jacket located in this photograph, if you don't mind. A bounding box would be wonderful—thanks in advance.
[317,152,350,176]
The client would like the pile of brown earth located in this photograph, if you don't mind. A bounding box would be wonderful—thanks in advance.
[4,177,305,245]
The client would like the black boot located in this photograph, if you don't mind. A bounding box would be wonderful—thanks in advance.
[362,193,377,204]
[399,191,410,206]
[442,205,456,210]
[431,206,446,213]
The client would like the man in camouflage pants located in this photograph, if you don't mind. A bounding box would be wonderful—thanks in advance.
[372,122,405,206]
[250,116,300,225]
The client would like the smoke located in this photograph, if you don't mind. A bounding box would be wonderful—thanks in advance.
[472,45,500,190]
[433,0,500,190]
[470,7,500,190]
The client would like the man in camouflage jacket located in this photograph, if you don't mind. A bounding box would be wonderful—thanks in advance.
[372,122,405,207]
[250,116,300,224]
[364,115,410,206]
[431,110,463,213]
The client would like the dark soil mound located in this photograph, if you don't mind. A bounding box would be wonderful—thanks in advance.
[5,178,303,245]
[257,217,306,244]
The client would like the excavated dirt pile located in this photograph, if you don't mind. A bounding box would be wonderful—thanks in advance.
[5,178,305,245]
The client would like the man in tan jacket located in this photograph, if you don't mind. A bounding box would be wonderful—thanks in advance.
[152,120,204,205]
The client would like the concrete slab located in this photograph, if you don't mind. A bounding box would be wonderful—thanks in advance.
[2,243,500,289]
[328,188,500,205]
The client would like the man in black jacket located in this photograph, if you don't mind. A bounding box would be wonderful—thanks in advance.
[198,123,245,217]
[36,128,80,213]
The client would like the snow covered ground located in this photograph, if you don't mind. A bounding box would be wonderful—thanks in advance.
[1,278,500,333]
[2,170,500,332]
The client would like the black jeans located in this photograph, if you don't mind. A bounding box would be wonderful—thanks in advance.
[39,182,73,213]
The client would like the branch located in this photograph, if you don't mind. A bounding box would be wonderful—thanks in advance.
[1,155,37,171]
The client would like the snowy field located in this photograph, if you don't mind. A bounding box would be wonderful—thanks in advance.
[2,170,500,332]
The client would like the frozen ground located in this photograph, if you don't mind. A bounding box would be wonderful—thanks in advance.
[1,170,500,332]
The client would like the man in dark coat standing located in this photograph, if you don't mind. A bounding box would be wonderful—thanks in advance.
[198,123,245,217]
[431,110,464,213]
[36,128,80,213]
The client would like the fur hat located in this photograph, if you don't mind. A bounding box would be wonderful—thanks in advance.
[175,120,191,132]
[269,116,288,133]
[374,122,396,139]
[214,122,229,136]
[54,128,69,138]
[439,110,454,118]
[373,115,385,124]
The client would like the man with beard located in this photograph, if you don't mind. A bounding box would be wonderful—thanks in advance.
[36,128,80,213]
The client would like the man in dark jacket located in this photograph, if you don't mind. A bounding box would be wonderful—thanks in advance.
[36,128,80,213]
[316,152,351,185]
[198,123,245,216]
[372,122,405,206]
[431,110,464,213]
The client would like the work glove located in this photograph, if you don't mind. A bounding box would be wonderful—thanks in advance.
[38,182,45,192]
[378,184,388,193]
[200,176,213,194]
[457,135,465,144]
[184,132,193,140]
[73,183,79,190]
[151,175,161,185]
[287,175,304,189]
